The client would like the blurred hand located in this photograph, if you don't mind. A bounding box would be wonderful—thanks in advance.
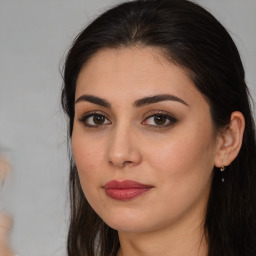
[0,157,14,256]
[0,212,14,256]
[0,156,11,182]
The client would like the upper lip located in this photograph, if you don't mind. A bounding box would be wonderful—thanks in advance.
[104,179,153,189]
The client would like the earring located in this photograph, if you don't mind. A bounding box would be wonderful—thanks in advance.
[220,166,225,182]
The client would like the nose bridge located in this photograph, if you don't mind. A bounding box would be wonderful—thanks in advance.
[107,120,141,167]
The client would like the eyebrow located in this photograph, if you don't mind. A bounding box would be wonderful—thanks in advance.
[75,94,188,108]
[134,94,189,107]
[75,95,111,108]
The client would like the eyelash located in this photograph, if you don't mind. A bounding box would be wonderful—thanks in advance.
[78,111,177,128]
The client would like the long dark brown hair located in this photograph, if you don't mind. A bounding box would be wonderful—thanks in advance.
[61,0,256,255]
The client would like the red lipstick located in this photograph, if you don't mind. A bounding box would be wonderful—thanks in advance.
[104,180,153,200]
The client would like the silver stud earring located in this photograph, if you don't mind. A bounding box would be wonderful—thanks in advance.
[220,166,225,182]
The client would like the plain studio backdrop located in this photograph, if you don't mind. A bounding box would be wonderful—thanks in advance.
[0,0,255,255]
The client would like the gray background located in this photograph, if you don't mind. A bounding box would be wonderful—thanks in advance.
[0,0,255,256]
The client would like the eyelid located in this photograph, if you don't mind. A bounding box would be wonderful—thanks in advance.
[143,110,177,120]
[78,110,110,120]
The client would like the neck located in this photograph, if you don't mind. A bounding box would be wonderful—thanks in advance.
[117,213,208,256]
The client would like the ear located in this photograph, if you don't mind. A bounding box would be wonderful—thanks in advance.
[214,111,245,168]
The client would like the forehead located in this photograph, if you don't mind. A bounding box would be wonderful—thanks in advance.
[75,47,206,107]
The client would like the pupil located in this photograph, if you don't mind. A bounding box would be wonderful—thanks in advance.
[154,116,166,125]
[93,115,105,125]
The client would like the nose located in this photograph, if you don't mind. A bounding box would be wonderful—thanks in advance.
[107,124,142,168]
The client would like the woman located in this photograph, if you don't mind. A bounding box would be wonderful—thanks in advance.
[61,0,256,255]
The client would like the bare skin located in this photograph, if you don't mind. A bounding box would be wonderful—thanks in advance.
[0,157,14,256]
[0,212,13,256]
[72,47,245,256]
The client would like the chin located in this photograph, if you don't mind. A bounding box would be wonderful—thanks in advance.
[99,209,165,233]
[106,220,152,233]
[96,208,140,231]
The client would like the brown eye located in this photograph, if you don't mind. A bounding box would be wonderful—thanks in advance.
[154,115,167,125]
[93,115,105,125]
[79,114,111,127]
[142,113,177,127]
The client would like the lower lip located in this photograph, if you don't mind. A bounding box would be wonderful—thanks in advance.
[105,187,152,200]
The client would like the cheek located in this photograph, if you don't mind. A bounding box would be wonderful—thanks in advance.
[72,130,106,185]
[144,121,216,189]
[71,132,108,214]
[138,127,215,226]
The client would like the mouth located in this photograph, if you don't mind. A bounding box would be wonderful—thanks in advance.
[103,180,153,201]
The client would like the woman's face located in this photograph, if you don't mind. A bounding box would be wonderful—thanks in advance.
[72,47,219,233]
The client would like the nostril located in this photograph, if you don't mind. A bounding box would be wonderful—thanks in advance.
[108,160,133,168]
[123,160,133,166]
[107,138,142,168]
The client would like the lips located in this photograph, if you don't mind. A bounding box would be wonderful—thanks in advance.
[104,180,153,200]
